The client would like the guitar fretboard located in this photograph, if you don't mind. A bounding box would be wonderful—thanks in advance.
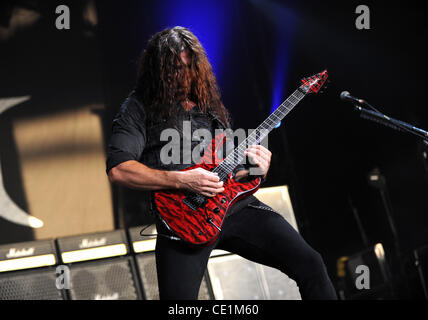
[213,87,307,180]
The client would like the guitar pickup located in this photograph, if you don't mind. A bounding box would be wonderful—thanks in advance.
[183,193,207,211]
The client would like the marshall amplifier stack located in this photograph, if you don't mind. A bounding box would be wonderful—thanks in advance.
[0,186,302,300]
[0,240,63,300]
[56,229,142,300]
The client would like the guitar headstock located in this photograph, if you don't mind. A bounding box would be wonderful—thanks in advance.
[300,70,328,94]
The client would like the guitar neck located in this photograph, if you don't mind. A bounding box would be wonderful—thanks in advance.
[213,88,306,179]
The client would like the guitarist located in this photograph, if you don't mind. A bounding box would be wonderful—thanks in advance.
[106,26,337,300]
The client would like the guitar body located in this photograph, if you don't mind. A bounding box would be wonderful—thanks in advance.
[154,133,261,245]
[154,70,329,246]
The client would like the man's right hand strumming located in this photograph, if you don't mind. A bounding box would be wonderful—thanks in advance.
[176,167,224,197]
[108,161,224,197]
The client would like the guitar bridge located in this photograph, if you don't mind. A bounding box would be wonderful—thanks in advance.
[182,193,207,211]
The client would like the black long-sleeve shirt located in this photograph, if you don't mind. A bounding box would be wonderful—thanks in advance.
[106,93,237,173]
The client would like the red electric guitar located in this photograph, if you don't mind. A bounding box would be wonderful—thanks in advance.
[155,70,328,245]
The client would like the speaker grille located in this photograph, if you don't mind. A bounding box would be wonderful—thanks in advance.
[135,252,213,300]
[260,264,301,300]
[135,253,158,299]
[207,254,301,300]
[208,254,263,299]
[0,268,63,300]
[69,257,140,300]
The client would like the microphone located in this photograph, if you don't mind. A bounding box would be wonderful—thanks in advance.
[342,91,428,141]
[340,91,366,106]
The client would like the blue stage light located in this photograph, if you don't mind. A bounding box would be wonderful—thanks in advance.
[248,0,298,116]
[154,0,233,81]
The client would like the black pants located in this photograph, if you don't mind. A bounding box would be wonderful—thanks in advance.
[155,202,337,300]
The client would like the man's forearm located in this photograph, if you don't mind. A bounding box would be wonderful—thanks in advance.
[108,160,225,197]
[108,160,181,190]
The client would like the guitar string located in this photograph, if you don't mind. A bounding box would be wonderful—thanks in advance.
[216,87,308,177]
[215,90,304,176]
[213,89,307,177]
[229,90,304,156]
[216,78,323,177]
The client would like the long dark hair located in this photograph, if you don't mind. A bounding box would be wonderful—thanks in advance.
[134,26,230,126]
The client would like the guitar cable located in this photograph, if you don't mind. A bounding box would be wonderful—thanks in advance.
[139,206,218,242]
[139,224,182,242]
[138,196,182,241]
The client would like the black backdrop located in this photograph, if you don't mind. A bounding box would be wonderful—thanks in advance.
[1,0,427,298]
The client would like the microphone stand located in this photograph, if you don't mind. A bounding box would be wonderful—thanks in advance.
[353,104,428,144]
[352,100,428,298]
